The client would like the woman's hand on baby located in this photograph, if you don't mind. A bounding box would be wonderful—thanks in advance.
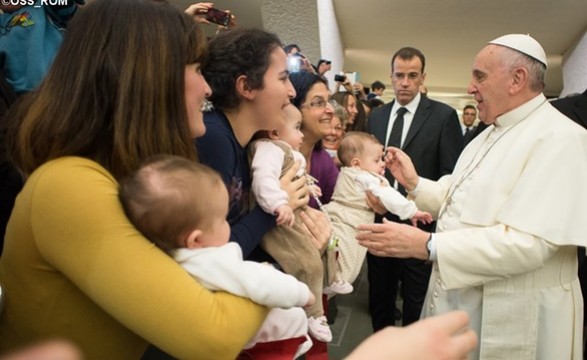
[299,208,332,253]
[275,205,295,227]
[280,161,309,210]
[410,210,433,226]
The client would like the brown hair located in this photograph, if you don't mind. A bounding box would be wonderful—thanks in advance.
[119,155,224,254]
[337,131,381,167]
[7,0,207,179]
[331,91,366,131]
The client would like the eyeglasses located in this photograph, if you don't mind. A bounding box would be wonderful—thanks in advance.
[301,98,337,109]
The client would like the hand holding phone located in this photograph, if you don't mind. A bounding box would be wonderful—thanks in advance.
[185,2,213,17]
[205,7,231,27]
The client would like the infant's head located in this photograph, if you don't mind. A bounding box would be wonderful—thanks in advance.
[337,132,386,176]
[119,155,230,254]
[253,104,304,150]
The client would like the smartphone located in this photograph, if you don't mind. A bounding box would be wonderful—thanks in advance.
[334,74,346,82]
[206,8,231,27]
[288,56,301,73]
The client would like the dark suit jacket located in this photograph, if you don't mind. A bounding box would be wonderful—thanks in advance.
[368,95,463,189]
[463,126,476,146]
[551,89,587,129]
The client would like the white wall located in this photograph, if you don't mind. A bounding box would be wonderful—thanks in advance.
[261,0,345,94]
[317,0,344,92]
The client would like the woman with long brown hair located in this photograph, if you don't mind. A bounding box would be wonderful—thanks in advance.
[0,1,266,358]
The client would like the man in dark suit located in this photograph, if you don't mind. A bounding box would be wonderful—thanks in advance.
[366,47,463,330]
[461,104,478,146]
[551,89,587,128]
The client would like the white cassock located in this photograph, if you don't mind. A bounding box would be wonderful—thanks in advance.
[412,94,587,360]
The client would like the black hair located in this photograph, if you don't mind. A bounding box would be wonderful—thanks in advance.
[371,80,385,91]
[203,28,282,111]
[289,71,327,108]
[283,44,300,54]
[391,47,426,73]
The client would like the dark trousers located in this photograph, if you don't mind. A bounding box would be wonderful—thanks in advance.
[367,253,431,331]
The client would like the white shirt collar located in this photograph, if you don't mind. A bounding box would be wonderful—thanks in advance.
[494,94,546,128]
[392,92,421,116]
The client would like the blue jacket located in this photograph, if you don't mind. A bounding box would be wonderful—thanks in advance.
[0,0,83,93]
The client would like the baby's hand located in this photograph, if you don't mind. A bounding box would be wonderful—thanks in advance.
[410,210,433,226]
[275,205,294,227]
[309,184,322,198]
[304,292,316,307]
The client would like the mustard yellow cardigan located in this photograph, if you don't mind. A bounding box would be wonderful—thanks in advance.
[0,157,267,359]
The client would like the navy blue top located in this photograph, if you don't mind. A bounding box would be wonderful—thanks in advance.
[196,110,275,261]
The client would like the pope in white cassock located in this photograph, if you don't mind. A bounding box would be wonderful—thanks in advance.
[357,34,587,360]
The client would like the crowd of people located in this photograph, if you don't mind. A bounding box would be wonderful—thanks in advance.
[0,0,585,360]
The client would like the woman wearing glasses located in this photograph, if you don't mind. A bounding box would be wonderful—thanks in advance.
[290,71,341,209]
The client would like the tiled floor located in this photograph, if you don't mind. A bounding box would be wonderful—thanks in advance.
[327,262,374,360]
[325,261,404,359]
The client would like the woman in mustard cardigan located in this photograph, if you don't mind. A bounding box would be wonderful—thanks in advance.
[0,0,276,358]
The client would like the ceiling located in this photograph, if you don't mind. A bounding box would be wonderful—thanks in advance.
[170,0,587,110]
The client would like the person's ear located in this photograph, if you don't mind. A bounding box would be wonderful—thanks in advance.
[235,75,256,101]
[268,129,280,140]
[510,67,528,95]
[184,229,204,249]
[350,157,361,168]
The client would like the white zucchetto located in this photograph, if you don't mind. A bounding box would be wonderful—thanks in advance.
[488,34,548,68]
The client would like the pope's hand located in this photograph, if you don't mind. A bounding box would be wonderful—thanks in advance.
[356,218,429,260]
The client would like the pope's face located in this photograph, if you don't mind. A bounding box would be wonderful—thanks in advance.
[467,45,512,124]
